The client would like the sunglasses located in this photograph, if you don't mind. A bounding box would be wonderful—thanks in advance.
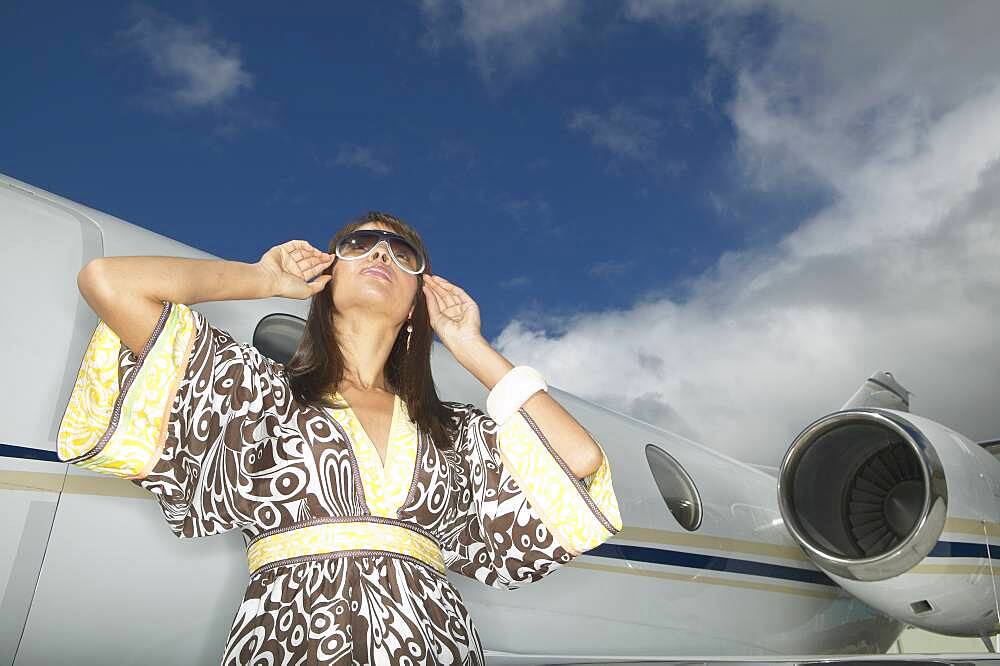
[334,229,426,275]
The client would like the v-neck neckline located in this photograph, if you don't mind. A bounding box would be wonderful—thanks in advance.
[333,390,399,472]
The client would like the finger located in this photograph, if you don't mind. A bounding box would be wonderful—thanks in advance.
[302,261,330,281]
[423,280,445,313]
[308,244,331,260]
[426,279,458,311]
[434,275,467,299]
[287,243,329,277]
[421,282,436,313]
[435,281,463,310]
[431,274,459,289]
[283,240,310,256]
[303,244,332,259]
[303,252,334,267]
[291,244,330,262]
[424,277,444,295]
[429,275,466,303]
[310,275,332,293]
[286,241,330,264]
[422,286,442,326]
[425,276,452,300]
[447,282,475,305]
[280,250,305,279]
[301,254,335,278]
[422,281,445,319]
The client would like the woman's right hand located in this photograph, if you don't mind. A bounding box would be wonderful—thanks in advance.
[255,240,334,299]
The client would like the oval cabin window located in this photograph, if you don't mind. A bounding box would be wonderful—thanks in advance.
[645,444,703,531]
[253,313,306,365]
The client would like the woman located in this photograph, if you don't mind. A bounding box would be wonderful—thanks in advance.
[58,210,622,665]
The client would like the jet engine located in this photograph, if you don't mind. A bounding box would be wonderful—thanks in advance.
[777,377,1000,638]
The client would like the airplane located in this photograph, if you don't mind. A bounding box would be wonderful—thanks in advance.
[1,170,998,665]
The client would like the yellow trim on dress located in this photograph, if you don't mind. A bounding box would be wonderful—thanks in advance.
[325,392,419,518]
[57,302,196,479]
[247,521,445,574]
[496,410,623,556]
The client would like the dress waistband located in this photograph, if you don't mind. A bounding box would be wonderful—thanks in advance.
[246,519,445,576]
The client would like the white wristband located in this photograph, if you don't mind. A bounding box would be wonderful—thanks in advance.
[486,366,548,426]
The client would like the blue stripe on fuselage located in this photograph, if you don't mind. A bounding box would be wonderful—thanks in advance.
[585,542,836,586]
[927,540,993,559]
[0,443,60,463]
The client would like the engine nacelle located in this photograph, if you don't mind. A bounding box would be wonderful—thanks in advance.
[778,408,1000,637]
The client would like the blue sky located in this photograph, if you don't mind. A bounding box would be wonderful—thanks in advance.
[1,1,800,339]
[4,1,999,461]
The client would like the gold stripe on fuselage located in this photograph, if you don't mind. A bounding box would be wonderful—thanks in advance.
[616,526,809,561]
[911,563,1000,575]
[0,469,148,498]
[942,516,1000,538]
[0,470,65,493]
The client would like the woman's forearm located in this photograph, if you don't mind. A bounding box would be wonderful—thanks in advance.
[453,337,604,480]
[85,256,273,305]
[78,256,274,356]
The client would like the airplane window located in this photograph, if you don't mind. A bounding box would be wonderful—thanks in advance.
[645,444,703,531]
[253,313,307,365]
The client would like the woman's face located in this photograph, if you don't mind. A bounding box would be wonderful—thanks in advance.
[329,221,420,324]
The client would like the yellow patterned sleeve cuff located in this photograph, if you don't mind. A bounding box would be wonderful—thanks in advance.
[57,301,197,479]
[496,409,623,556]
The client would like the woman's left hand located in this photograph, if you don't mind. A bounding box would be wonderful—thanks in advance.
[422,274,484,354]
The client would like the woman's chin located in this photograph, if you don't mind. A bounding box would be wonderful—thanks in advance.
[336,288,403,317]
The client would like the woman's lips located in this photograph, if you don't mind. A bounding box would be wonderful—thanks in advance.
[361,266,392,282]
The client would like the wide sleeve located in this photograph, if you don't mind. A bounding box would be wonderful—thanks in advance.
[57,300,289,538]
[441,403,622,590]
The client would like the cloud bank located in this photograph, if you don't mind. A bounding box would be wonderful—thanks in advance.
[494,1,1000,464]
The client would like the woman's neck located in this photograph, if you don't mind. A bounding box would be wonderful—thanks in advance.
[333,312,400,393]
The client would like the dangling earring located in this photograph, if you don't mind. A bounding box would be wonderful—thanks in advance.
[405,320,413,352]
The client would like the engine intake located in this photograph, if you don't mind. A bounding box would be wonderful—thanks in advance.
[777,409,948,582]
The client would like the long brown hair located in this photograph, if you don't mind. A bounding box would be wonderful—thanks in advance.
[285,211,457,450]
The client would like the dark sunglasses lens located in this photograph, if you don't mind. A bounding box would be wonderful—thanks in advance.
[388,238,423,271]
[337,232,378,257]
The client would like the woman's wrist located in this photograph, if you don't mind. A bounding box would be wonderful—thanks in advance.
[249,260,280,299]
[487,366,548,425]
[451,336,514,390]
[195,259,277,302]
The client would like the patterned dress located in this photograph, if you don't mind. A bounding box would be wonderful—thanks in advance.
[57,300,623,665]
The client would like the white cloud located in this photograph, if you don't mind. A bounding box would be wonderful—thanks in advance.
[495,2,1000,464]
[500,194,551,222]
[420,0,581,85]
[500,275,532,289]
[122,6,253,110]
[333,145,391,176]
[569,105,663,162]
[589,260,633,280]
[568,104,686,179]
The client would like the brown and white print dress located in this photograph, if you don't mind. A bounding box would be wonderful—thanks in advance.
[57,300,623,665]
